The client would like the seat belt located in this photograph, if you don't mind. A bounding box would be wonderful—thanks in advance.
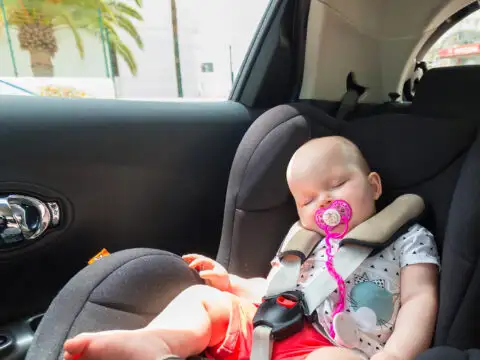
[251,194,425,360]
[336,72,367,121]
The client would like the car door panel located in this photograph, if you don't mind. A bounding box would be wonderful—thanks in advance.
[0,96,253,324]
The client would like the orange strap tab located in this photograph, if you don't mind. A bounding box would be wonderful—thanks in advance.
[88,248,110,265]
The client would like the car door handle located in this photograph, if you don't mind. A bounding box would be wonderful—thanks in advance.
[0,195,60,248]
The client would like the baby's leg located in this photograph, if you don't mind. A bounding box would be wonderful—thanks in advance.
[306,347,365,360]
[64,284,243,360]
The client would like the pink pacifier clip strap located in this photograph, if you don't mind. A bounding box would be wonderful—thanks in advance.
[314,200,352,339]
[324,230,347,338]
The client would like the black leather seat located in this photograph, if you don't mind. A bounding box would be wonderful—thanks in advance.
[26,66,480,359]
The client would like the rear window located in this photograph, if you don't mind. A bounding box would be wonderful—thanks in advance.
[424,9,480,68]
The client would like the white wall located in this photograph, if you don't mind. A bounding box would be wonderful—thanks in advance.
[300,0,474,102]
[300,0,385,102]
[113,0,178,98]
[115,0,270,99]
[0,0,269,99]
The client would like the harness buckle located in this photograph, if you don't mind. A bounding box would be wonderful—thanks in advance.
[253,291,305,340]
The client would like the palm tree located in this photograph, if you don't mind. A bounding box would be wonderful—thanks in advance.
[0,0,143,77]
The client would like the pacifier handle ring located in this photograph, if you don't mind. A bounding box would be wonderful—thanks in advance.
[314,200,352,235]
[327,216,350,238]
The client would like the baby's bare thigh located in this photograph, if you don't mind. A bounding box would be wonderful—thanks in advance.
[306,347,365,360]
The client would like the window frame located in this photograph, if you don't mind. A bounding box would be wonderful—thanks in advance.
[417,1,480,62]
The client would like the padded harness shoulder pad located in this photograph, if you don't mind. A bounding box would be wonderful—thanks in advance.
[277,194,425,261]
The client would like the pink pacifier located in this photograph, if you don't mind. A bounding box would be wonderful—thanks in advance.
[314,200,352,237]
[314,200,352,339]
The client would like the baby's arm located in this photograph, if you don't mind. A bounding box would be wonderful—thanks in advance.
[229,254,298,302]
[183,254,267,302]
[373,263,438,360]
[228,275,267,303]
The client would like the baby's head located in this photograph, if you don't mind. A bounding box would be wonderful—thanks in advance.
[287,136,382,234]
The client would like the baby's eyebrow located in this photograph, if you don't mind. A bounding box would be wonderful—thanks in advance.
[320,173,339,182]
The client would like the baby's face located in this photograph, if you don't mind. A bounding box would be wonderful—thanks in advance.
[288,149,381,235]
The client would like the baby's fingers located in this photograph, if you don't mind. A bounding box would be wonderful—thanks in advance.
[199,271,220,285]
[198,270,219,279]
[199,270,230,291]
[182,253,204,264]
[189,258,214,271]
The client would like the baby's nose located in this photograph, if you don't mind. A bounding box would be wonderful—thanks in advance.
[318,198,332,209]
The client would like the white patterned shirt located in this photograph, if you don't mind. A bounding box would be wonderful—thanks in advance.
[271,224,440,358]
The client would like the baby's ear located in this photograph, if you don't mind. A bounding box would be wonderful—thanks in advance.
[368,172,383,200]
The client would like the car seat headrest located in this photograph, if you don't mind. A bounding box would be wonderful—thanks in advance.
[412,65,480,119]
[338,114,476,242]
[339,115,474,191]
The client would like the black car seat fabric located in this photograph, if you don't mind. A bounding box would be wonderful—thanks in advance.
[411,65,480,120]
[418,347,480,360]
[26,67,480,359]
[25,249,203,360]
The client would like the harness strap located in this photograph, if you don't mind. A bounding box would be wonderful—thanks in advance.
[276,222,321,262]
[303,245,372,315]
[251,326,273,360]
[265,258,302,297]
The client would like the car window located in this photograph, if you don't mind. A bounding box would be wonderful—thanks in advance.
[0,0,270,100]
[424,9,480,68]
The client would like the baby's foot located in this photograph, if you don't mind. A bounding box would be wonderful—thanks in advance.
[63,329,173,360]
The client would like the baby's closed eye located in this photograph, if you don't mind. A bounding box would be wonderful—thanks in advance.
[297,195,315,206]
[303,198,314,206]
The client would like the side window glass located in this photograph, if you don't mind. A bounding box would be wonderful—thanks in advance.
[0,0,270,99]
[424,10,480,68]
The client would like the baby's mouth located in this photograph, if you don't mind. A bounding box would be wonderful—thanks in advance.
[314,200,353,237]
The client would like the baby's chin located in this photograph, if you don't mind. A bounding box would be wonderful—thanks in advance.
[312,223,350,237]
[301,221,351,237]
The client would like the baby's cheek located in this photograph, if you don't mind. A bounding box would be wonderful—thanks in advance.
[299,214,317,232]
[351,203,375,226]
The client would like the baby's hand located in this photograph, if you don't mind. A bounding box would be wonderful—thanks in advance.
[182,254,231,292]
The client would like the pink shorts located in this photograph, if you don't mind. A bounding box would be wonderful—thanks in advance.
[205,298,333,360]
